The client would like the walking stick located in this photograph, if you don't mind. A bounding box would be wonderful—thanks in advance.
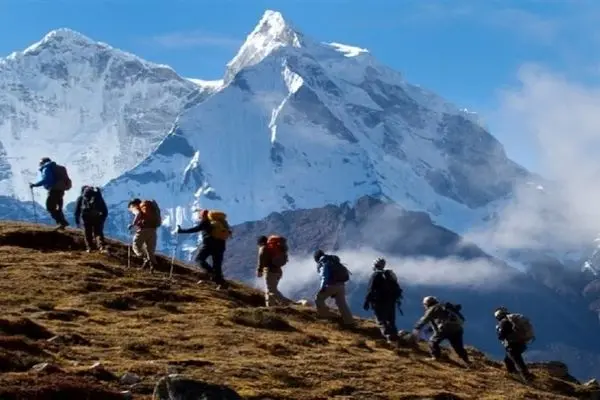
[169,232,178,280]
[30,187,38,224]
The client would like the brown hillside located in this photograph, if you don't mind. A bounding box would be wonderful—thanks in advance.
[0,221,597,400]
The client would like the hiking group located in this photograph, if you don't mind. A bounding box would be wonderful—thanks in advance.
[29,157,536,382]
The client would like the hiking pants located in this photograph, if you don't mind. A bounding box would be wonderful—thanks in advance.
[132,228,158,266]
[82,216,105,250]
[315,283,354,325]
[504,342,530,375]
[373,302,398,342]
[264,270,292,307]
[196,239,226,284]
[46,189,68,225]
[429,327,470,363]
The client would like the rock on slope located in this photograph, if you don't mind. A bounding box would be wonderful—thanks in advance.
[0,28,212,203]
[0,221,597,400]
[101,9,533,247]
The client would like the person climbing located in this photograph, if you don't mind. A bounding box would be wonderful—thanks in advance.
[314,249,354,326]
[257,235,293,307]
[494,307,535,381]
[74,185,108,253]
[363,257,403,344]
[127,198,160,272]
[177,209,231,289]
[29,157,71,230]
[413,296,471,365]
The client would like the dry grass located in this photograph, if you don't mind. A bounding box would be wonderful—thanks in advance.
[0,221,597,399]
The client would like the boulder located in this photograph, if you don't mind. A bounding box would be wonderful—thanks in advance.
[30,362,63,373]
[585,379,600,388]
[153,374,242,400]
[120,372,141,385]
[397,330,417,346]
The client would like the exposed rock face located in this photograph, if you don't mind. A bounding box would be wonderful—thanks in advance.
[152,375,242,400]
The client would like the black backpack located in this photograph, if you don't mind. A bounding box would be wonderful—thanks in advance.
[81,187,104,218]
[380,269,403,301]
[442,302,465,326]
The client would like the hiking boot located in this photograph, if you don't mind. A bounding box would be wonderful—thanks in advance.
[425,356,440,362]
[54,224,67,231]
[216,280,229,290]
[85,249,92,253]
[520,372,535,382]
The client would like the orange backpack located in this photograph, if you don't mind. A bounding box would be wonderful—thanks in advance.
[266,235,289,268]
[140,200,161,228]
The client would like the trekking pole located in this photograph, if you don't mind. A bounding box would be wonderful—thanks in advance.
[30,187,38,224]
[169,233,178,280]
[127,244,131,269]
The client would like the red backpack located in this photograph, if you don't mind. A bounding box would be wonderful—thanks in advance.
[265,235,289,268]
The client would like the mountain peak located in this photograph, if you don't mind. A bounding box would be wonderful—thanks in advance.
[44,28,93,43]
[16,28,98,58]
[225,9,304,82]
[35,28,96,50]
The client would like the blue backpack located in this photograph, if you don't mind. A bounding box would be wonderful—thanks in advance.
[323,255,351,284]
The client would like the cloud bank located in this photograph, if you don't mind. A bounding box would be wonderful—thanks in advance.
[467,64,600,255]
[252,248,512,299]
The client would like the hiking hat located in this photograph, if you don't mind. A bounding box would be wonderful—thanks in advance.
[423,296,438,307]
[313,249,325,262]
[373,257,386,269]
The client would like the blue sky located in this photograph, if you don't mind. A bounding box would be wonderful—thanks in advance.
[1,0,599,173]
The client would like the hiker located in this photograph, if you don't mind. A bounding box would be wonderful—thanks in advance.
[74,186,108,253]
[313,249,354,326]
[29,157,71,229]
[413,296,471,365]
[177,209,232,289]
[363,257,403,344]
[127,198,160,271]
[494,307,535,381]
[257,235,293,307]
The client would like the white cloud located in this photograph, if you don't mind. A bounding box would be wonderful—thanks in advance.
[251,248,512,300]
[468,64,600,253]
[151,30,240,49]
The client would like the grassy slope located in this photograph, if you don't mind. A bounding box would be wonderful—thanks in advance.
[0,221,596,400]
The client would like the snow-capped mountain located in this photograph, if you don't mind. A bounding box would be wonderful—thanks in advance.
[102,10,532,246]
[0,28,215,203]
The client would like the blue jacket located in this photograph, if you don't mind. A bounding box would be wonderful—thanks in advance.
[317,254,338,289]
[31,160,56,190]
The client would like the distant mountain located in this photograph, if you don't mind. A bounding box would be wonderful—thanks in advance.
[0,28,216,203]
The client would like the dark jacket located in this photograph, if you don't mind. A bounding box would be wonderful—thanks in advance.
[257,245,280,275]
[496,317,524,346]
[415,303,463,334]
[74,188,108,225]
[178,218,214,241]
[364,269,396,306]
[31,160,57,190]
